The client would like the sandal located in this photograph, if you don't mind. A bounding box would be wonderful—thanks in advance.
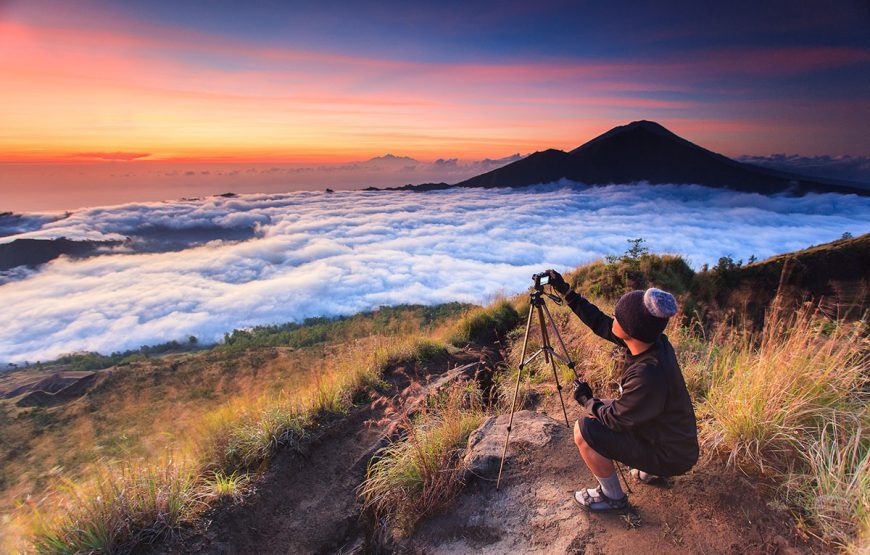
[629,468,670,487]
[629,468,657,484]
[572,486,628,513]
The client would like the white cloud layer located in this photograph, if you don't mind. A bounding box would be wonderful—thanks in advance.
[738,154,870,186]
[2,183,869,363]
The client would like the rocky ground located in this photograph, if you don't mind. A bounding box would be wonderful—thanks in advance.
[402,403,813,554]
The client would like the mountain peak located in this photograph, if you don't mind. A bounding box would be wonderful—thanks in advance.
[624,119,668,131]
[570,120,680,154]
[453,121,867,195]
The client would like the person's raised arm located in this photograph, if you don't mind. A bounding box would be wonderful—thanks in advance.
[544,269,626,347]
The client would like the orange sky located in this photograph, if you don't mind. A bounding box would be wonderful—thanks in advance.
[0,16,622,163]
[0,0,867,210]
[6,2,868,167]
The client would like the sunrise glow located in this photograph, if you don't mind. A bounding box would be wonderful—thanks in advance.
[2,0,869,169]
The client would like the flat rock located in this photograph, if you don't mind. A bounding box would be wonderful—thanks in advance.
[463,410,566,479]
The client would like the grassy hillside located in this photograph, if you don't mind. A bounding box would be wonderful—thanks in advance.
[0,303,479,552]
[3,234,868,553]
[563,233,869,324]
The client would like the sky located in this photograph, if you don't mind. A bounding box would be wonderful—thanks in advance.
[1,0,869,209]
[2,183,868,363]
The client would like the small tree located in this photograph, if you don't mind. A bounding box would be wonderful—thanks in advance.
[625,237,649,260]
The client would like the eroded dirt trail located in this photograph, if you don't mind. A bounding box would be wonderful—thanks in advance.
[162,348,492,555]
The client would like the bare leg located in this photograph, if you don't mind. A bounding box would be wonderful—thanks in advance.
[574,420,615,477]
[573,420,627,507]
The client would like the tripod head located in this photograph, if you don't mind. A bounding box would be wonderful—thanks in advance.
[530,273,563,305]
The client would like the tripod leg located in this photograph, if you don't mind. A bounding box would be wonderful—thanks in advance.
[541,301,576,375]
[537,307,570,428]
[535,302,551,364]
[496,301,535,490]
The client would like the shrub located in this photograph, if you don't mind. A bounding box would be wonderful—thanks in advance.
[569,254,694,300]
[414,338,447,363]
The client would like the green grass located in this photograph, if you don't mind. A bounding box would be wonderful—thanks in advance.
[447,300,519,346]
[205,471,249,502]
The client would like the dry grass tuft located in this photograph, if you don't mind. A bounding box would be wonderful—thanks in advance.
[359,384,485,537]
[697,306,866,471]
[29,457,203,554]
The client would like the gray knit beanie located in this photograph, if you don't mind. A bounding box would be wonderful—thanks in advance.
[614,288,678,343]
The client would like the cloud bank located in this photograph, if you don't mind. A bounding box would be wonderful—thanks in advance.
[1,183,868,363]
[739,154,870,185]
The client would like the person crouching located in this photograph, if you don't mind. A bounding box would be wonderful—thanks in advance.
[544,270,699,513]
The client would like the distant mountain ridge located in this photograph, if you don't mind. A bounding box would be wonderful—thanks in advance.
[390,121,868,195]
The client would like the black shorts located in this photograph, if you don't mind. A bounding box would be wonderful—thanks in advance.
[579,417,674,477]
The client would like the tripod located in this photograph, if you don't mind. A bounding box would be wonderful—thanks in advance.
[496,284,578,490]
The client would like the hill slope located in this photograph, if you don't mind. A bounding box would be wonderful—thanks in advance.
[10,236,867,553]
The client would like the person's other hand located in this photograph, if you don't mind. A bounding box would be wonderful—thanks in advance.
[544,269,570,295]
[572,379,593,406]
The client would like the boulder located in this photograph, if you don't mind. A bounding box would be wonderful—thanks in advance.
[463,410,566,479]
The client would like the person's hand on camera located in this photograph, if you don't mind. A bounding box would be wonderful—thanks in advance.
[544,269,570,295]
[572,379,593,406]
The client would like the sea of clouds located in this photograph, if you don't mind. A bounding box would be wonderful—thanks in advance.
[2,182,869,364]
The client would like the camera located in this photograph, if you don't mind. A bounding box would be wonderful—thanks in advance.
[532,272,550,290]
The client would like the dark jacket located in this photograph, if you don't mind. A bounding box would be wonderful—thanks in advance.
[564,290,699,474]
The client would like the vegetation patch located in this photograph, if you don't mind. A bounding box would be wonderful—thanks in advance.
[360,385,485,537]
[448,300,519,346]
[693,307,868,550]
[17,323,453,553]
[30,458,203,555]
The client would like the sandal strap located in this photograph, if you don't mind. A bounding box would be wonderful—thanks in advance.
[578,486,625,509]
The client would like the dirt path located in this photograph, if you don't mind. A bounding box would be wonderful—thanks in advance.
[401,396,815,555]
[160,348,492,555]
